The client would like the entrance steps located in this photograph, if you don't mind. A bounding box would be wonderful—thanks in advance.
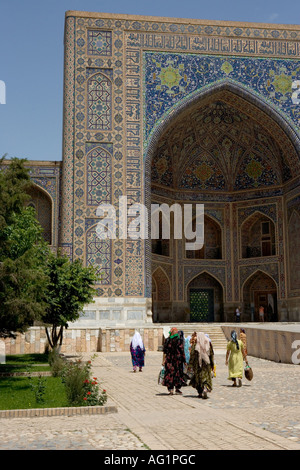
[157,323,228,349]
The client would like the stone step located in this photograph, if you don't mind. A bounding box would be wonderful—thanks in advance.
[157,323,228,349]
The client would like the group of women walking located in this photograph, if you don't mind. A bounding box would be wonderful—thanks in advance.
[161,327,215,398]
[130,327,249,398]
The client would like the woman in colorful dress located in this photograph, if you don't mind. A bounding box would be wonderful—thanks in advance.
[226,330,248,387]
[189,332,214,399]
[162,327,186,395]
[130,331,146,372]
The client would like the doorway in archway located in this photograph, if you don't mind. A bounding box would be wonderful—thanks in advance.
[190,288,214,322]
[243,271,278,322]
[187,272,224,322]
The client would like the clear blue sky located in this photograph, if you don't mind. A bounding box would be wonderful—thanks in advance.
[0,0,299,162]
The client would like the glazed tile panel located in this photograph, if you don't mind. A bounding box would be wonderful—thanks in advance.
[61,12,300,303]
[144,52,300,141]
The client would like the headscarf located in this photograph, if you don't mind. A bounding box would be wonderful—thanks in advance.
[195,332,210,366]
[190,332,197,345]
[169,327,179,339]
[205,333,211,343]
[184,336,191,363]
[179,330,184,342]
[131,331,144,350]
[231,330,239,350]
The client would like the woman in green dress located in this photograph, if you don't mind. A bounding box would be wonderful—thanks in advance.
[225,330,248,387]
[189,332,214,399]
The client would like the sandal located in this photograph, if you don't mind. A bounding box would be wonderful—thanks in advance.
[175,390,182,395]
[168,390,174,395]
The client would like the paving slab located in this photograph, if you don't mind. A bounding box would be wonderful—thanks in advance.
[0,347,299,451]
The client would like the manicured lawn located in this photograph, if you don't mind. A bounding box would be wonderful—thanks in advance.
[0,354,50,373]
[0,376,68,410]
[0,354,67,409]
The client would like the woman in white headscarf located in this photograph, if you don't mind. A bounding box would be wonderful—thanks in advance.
[189,332,214,399]
[130,331,146,372]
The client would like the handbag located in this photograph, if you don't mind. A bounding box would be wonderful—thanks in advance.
[244,364,253,381]
[158,366,165,385]
[183,364,194,380]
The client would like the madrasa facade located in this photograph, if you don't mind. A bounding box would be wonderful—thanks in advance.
[25,11,300,326]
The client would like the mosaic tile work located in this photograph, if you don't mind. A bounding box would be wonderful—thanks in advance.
[86,143,112,206]
[86,224,112,285]
[87,30,112,56]
[60,15,76,257]
[59,12,300,318]
[144,52,300,141]
[87,69,112,130]
[150,91,300,195]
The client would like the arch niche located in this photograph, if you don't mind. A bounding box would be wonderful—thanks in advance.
[242,270,278,322]
[145,81,300,323]
[241,212,276,259]
[152,267,171,322]
[187,272,224,322]
[26,184,53,245]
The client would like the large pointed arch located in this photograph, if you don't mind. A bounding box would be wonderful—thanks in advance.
[144,80,300,296]
[145,79,300,166]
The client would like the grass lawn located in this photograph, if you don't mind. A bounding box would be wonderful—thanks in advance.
[0,354,67,409]
[0,353,51,373]
[0,375,68,410]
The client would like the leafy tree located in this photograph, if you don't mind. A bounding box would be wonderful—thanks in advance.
[42,252,98,350]
[0,156,32,232]
[0,157,49,338]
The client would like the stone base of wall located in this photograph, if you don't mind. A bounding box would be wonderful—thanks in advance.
[221,324,300,364]
[1,326,164,356]
[72,297,153,327]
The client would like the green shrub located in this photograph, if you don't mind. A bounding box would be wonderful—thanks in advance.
[82,376,108,406]
[48,348,65,377]
[27,374,47,404]
[61,358,108,407]
[61,359,90,406]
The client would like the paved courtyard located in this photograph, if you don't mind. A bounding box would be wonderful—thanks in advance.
[0,348,300,451]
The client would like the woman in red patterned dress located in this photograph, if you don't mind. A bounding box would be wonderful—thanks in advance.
[162,327,186,395]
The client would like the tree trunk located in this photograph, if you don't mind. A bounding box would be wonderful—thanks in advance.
[45,325,64,351]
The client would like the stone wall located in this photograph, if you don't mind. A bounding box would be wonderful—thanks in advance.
[221,325,300,364]
[99,327,164,353]
[1,326,164,356]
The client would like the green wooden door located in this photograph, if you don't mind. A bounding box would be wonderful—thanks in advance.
[190,289,214,322]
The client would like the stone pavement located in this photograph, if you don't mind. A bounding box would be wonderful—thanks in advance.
[0,348,300,451]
